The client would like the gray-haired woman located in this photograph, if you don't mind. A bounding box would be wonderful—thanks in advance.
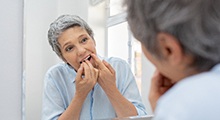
[42,14,147,120]
[125,0,220,120]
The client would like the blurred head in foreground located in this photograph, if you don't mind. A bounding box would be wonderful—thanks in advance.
[125,0,220,83]
[124,0,220,119]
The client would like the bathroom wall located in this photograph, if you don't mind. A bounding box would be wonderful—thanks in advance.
[0,0,23,119]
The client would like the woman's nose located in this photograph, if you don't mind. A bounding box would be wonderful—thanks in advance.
[77,46,86,56]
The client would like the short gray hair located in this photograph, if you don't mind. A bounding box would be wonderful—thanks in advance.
[48,15,94,61]
[125,0,220,71]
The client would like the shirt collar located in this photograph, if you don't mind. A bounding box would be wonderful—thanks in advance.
[211,63,220,73]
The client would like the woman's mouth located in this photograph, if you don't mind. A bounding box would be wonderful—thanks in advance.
[80,55,92,64]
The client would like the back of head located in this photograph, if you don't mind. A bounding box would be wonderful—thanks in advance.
[125,0,220,71]
[48,15,94,61]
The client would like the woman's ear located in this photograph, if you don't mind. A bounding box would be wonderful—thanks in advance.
[156,32,183,66]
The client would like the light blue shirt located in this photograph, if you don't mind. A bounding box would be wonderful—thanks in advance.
[42,57,147,120]
[153,64,220,120]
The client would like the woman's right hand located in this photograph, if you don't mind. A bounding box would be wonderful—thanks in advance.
[58,61,98,120]
[75,60,99,99]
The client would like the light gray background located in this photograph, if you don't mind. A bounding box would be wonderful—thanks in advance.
[0,0,23,119]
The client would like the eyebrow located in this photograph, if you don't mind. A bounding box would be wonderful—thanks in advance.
[62,34,87,49]
[78,34,87,40]
[62,42,71,49]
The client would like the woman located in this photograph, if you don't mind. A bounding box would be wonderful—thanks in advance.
[125,0,220,120]
[42,14,146,120]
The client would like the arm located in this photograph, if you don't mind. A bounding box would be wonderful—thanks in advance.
[58,94,86,120]
[102,84,138,117]
[42,63,98,120]
[91,54,145,117]
[58,62,99,120]
[99,60,138,117]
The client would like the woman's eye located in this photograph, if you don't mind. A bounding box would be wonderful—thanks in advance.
[65,46,73,52]
[81,38,88,43]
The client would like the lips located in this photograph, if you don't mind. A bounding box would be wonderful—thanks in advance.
[80,55,92,64]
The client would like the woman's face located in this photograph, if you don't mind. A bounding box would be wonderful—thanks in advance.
[58,26,97,71]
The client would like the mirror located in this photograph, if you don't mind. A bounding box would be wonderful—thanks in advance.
[23,0,153,120]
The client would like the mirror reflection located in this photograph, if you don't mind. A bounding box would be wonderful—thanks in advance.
[23,0,154,120]
[42,14,146,119]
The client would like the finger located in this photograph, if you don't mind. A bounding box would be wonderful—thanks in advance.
[94,68,99,78]
[90,54,106,69]
[82,62,91,78]
[85,60,94,69]
[84,60,95,76]
[160,87,170,95]
[151,70,163,88]
[163,78,173,87]
[102,60,115,74]
[75,64,84,82]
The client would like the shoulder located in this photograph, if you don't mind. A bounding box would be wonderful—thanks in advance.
[155,71,220,119]
[45,62,70,78]
[46,62,68,73]
[44,62,75,87]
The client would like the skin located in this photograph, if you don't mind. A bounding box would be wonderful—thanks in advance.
[141,32,198,111]
[57,26,137,120]
[58,26,97,70]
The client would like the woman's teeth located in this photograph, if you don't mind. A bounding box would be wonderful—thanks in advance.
[84,55,90,60]
[80,55,91,64]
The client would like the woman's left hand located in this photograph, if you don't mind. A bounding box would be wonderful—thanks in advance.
[91,54,138,117]
[91,54,117,93]
[149,70,173,112]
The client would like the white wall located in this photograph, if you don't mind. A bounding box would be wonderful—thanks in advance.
[24,0,59,120]
[0,0,23,120]
[88,1,106,57]
[141,55,155,115]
